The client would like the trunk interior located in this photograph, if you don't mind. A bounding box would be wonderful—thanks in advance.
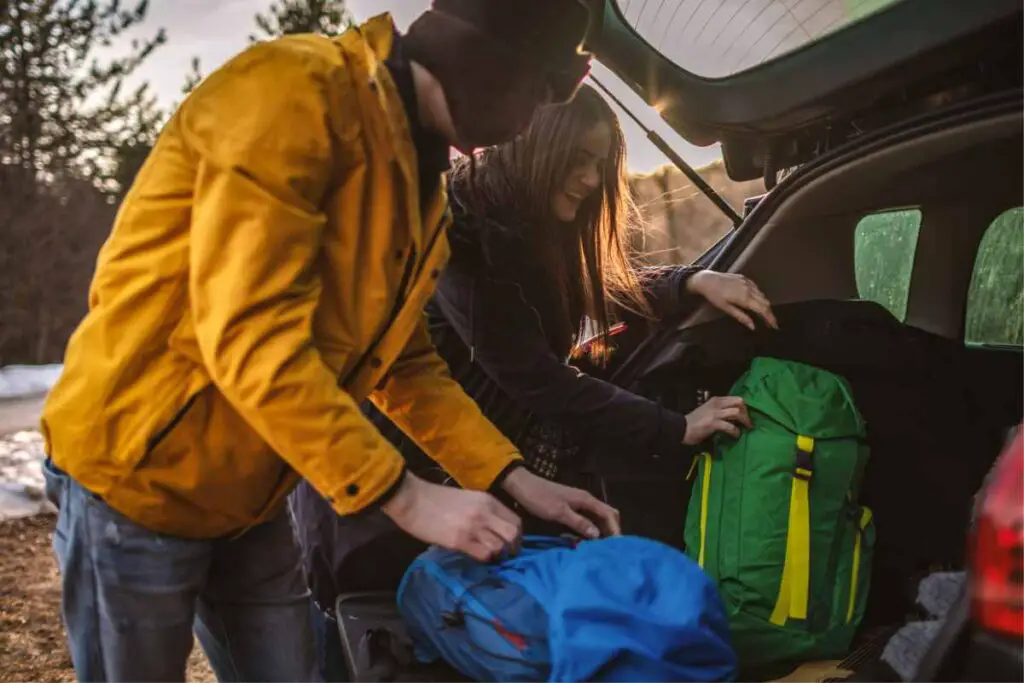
[598,102,1023,635]
[334,98,1023,683]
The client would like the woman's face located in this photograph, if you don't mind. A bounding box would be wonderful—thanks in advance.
[551,121,612,223]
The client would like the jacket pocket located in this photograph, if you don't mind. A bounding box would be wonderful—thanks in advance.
[145,390,204,457]
[132,383,284,526]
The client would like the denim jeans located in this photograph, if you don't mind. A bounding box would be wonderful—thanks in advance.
[310,604,350,682]
[44,459,320,682]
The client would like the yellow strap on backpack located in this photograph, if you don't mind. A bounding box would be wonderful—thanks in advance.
[847,506,873,622]
[696,452,713,568]
[770,435,814,625]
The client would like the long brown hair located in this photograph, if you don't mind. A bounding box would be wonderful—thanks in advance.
[448,84,650,362]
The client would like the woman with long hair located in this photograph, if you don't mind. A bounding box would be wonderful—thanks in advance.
[424,85,776,476]
[291,84,777,680]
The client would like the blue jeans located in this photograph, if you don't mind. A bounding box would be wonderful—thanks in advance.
[310,605,349,682]
[44,459,320,682]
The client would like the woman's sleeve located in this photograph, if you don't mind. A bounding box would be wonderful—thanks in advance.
[639,264,706,320]
[432,266,690,465]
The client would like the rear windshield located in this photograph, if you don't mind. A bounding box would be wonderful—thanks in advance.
[615,0,905,79]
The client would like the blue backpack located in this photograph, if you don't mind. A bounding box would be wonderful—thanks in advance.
[396,535,737,682]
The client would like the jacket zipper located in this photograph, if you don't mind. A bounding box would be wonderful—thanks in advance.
[338,245,417,388]
[145,391,202,454]
[340,209,451,388]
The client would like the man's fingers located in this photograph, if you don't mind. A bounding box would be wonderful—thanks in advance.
[465,536,500,562]
[487,513,523,549]
[486,496,522,526]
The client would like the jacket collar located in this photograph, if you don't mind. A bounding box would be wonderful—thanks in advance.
[336,13,450,243]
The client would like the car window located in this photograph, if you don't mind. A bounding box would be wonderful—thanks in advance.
[615,0,906,79]
[853,209,922,321]
[965,207,1024,346]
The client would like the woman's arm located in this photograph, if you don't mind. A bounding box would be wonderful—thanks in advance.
[432,266,690,466]
[639,264,705,320]
[639,265,779,330]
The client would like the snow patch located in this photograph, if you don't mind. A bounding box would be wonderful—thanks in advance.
[0,364,63,400]
[0,430,53,521]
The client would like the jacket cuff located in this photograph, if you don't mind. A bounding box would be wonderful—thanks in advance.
[653,406,689,458]
[678,265,707,294]
[344,464,408,518]
[487,459,526,495]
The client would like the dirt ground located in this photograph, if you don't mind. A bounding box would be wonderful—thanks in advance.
[0,515,215,682]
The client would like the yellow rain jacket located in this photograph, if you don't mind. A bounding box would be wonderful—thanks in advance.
[41,14,522,539]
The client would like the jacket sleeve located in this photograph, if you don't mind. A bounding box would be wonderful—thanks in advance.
[432,266,690,462]
[369,316,523,491]
[640,265,705,320]
[183,41,407,516]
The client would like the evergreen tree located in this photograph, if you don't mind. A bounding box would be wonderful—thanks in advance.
[180,56,204,97]
[250,0,354,42]
[0,0,167,194]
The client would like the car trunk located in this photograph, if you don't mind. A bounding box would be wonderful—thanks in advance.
[589,100,1023,639]
[612,299,1021,626]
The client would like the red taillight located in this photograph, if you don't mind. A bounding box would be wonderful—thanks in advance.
[971,426,1024,638]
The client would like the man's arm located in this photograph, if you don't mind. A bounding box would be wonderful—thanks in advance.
[372,316,620,539]
[369,316,523,491]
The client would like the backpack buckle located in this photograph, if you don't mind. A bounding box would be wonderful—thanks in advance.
[794,436,814,481]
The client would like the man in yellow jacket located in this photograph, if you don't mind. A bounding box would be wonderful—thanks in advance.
[41,0,619,679]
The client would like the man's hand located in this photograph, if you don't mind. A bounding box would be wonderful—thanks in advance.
[381,472,522,562]
[501,467,621,539]
[684,396,753,445]
[686,271,779,331]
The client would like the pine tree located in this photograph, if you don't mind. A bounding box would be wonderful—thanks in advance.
[111,56,204,199]
[250,0,355,42]
[0,0,167,194]
[181,56,204,97]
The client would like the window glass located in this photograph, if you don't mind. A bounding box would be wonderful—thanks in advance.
[965,207,1024,346]
[853,209,922,321]
[615,0,905,79]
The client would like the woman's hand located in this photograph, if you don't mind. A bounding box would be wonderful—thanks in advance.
[686,271,779,331]
[502,467,621,539]
[684,396,753,445]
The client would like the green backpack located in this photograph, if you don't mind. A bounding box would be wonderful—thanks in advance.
[684,357,874,675]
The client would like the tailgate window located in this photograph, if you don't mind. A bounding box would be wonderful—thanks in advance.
[616,0,906,78]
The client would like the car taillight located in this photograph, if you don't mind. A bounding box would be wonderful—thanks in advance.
[971,426,1024,638]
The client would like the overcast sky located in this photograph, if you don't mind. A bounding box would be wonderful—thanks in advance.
[112,0,723,173]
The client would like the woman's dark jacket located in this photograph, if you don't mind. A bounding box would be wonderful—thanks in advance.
[291,192,702,614]
[424,196,700,466]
